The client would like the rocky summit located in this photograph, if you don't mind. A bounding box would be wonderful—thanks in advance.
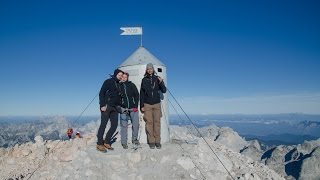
[0,125,285,180]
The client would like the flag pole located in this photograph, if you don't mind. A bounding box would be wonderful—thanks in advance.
[140,27,143,47]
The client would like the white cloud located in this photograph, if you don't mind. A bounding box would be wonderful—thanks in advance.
[171,92,320,114]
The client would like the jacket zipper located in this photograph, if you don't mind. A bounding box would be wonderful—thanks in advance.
[151,76,154,98]
[124,84,130,108]
[132,97,135,105]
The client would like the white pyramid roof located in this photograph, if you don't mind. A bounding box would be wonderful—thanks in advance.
[119,46,165,67]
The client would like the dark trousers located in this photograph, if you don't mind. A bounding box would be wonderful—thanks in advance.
[97,106,119,145]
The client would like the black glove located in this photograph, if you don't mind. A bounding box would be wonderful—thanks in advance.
[116,106,123,113]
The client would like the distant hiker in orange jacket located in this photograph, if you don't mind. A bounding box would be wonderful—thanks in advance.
[67,128,73,139]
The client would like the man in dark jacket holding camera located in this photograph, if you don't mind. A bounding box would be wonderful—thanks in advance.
[140,63,167,149]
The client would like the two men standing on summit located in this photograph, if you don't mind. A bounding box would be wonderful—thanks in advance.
[97,63,167,152]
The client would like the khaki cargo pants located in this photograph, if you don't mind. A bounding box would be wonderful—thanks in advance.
[143,103,162,144]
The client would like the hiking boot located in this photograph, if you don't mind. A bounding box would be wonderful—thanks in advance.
[122,143,128,149]
[155,143,162,149]
[96,145,107,152]
[104,143,114,150]
[132,139,140,146]
[149,143,155,149]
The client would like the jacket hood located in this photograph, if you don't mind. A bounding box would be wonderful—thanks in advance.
[113,69,124,81]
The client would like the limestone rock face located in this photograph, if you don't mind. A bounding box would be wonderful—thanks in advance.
[172,125,320,180]
[260,139,320,180]
[241,140,263,162]
[298,146,320,180]
[214,127,249,152]
[193,124,320,180]
[189,125,248,153]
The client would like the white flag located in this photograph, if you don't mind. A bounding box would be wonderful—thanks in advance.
[120,27,143,35]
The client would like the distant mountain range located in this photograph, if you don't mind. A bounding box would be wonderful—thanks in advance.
[0,116,98,148]
[1,114,320,148]
[170,114,320,138]
[243,134,319,148]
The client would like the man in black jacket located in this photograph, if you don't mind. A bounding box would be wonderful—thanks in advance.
[97,69,123,152]
[140,63,167,149]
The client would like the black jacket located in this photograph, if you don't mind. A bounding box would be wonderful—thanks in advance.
[99,70,123,108]
[119,81,139,109]
[140,74,167,109]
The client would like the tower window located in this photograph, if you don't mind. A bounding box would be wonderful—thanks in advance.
[158,68,162,72]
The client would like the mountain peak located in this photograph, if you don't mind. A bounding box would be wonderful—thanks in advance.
[0,126,284,180]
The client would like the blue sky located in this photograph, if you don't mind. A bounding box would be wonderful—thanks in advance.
[0,0,319,115]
